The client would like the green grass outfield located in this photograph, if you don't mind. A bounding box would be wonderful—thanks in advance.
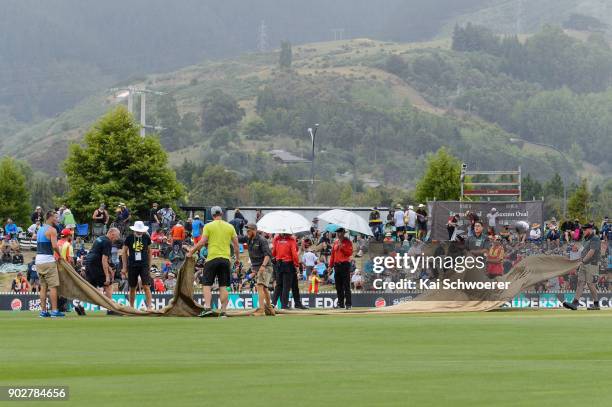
[2,310,612,406]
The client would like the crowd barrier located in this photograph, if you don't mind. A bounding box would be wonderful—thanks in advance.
[0,292,608,312]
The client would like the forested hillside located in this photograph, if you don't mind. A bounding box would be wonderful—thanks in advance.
[6,24,610,219]
[0,0,490,122]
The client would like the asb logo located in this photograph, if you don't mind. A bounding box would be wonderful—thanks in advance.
[374,297,386,308]
[11,298,22,310]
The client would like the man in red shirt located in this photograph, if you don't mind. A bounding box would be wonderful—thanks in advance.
[329,228,354,309]
[170,221,186,251]
[272,233,300,309]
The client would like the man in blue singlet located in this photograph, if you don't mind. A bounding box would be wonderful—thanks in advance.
[36,211,63,318]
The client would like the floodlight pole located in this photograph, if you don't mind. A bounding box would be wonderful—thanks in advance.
[308,124,319,203]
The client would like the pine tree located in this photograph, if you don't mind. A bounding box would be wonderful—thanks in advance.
[568,178,590,223]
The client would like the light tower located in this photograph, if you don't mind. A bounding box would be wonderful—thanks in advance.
[110,87,166,136]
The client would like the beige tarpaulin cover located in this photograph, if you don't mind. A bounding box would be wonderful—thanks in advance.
[56,255,580,317]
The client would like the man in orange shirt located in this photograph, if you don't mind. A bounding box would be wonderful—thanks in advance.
[170,221,186,251]
[272,233,300,309]
[329,228,354,309]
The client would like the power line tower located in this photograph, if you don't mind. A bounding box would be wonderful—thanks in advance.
[257,20,268,52]
[109,87,166,136]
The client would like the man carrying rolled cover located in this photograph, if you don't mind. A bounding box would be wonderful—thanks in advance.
[563,223,602,311]
[122,221,153,310]
[186,206,240,318]
[245,223,275,316]
[36,211,64,318]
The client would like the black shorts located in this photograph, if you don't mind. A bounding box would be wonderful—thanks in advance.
[202,258,231,287]
[85,265,106,288]
[128,264,152,287]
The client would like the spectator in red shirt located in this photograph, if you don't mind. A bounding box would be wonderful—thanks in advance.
[12,272,30,293]
[272,234,301,309]
[153,273,166,292]
[170,221,186,250]
[329,228,354,309]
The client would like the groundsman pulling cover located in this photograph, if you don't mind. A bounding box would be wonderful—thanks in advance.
[56,255,581,316]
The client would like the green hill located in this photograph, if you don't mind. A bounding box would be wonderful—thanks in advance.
[441,0,612,36]
[3,31,610,203]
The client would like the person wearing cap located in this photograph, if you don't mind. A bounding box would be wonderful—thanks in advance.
[310,217,319,235]
[187,206,240,318]
[416,204,428,240]
[486,208,498,234]
[393,204,405,241]
[546,218,560,248]
[528,223,542,243]
[55,228,75,265]
[563,223,602,311]
[85,227,121,305]
[271,232,302,309]
[368,207,383,240]
[405,205,417,241]
[122,221,153,310]
[116,203,131,229]
[192,215,204,244]
[246,223,274,316]
[329,227,354,309]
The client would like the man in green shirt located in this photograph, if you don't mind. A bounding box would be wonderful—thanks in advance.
[563,223,602,311]
[187,206,240,318]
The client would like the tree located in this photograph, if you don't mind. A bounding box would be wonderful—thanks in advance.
[0,157,31,226]
[544,173,563,198]
[63,107,184,221]
[30,175,68,211]
[414,147,461,202]
[568,178,590,223]
[201,89,245,134]
[189,165,240,206]
[384,55,408,76]
[241,116,267,139]
[156,94,192,151]
[521,173,543,200]
[247,182,303,205]
[279,41,292,69]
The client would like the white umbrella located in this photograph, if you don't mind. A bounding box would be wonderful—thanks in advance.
[256,211,311,234]
[317,209,373,236]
